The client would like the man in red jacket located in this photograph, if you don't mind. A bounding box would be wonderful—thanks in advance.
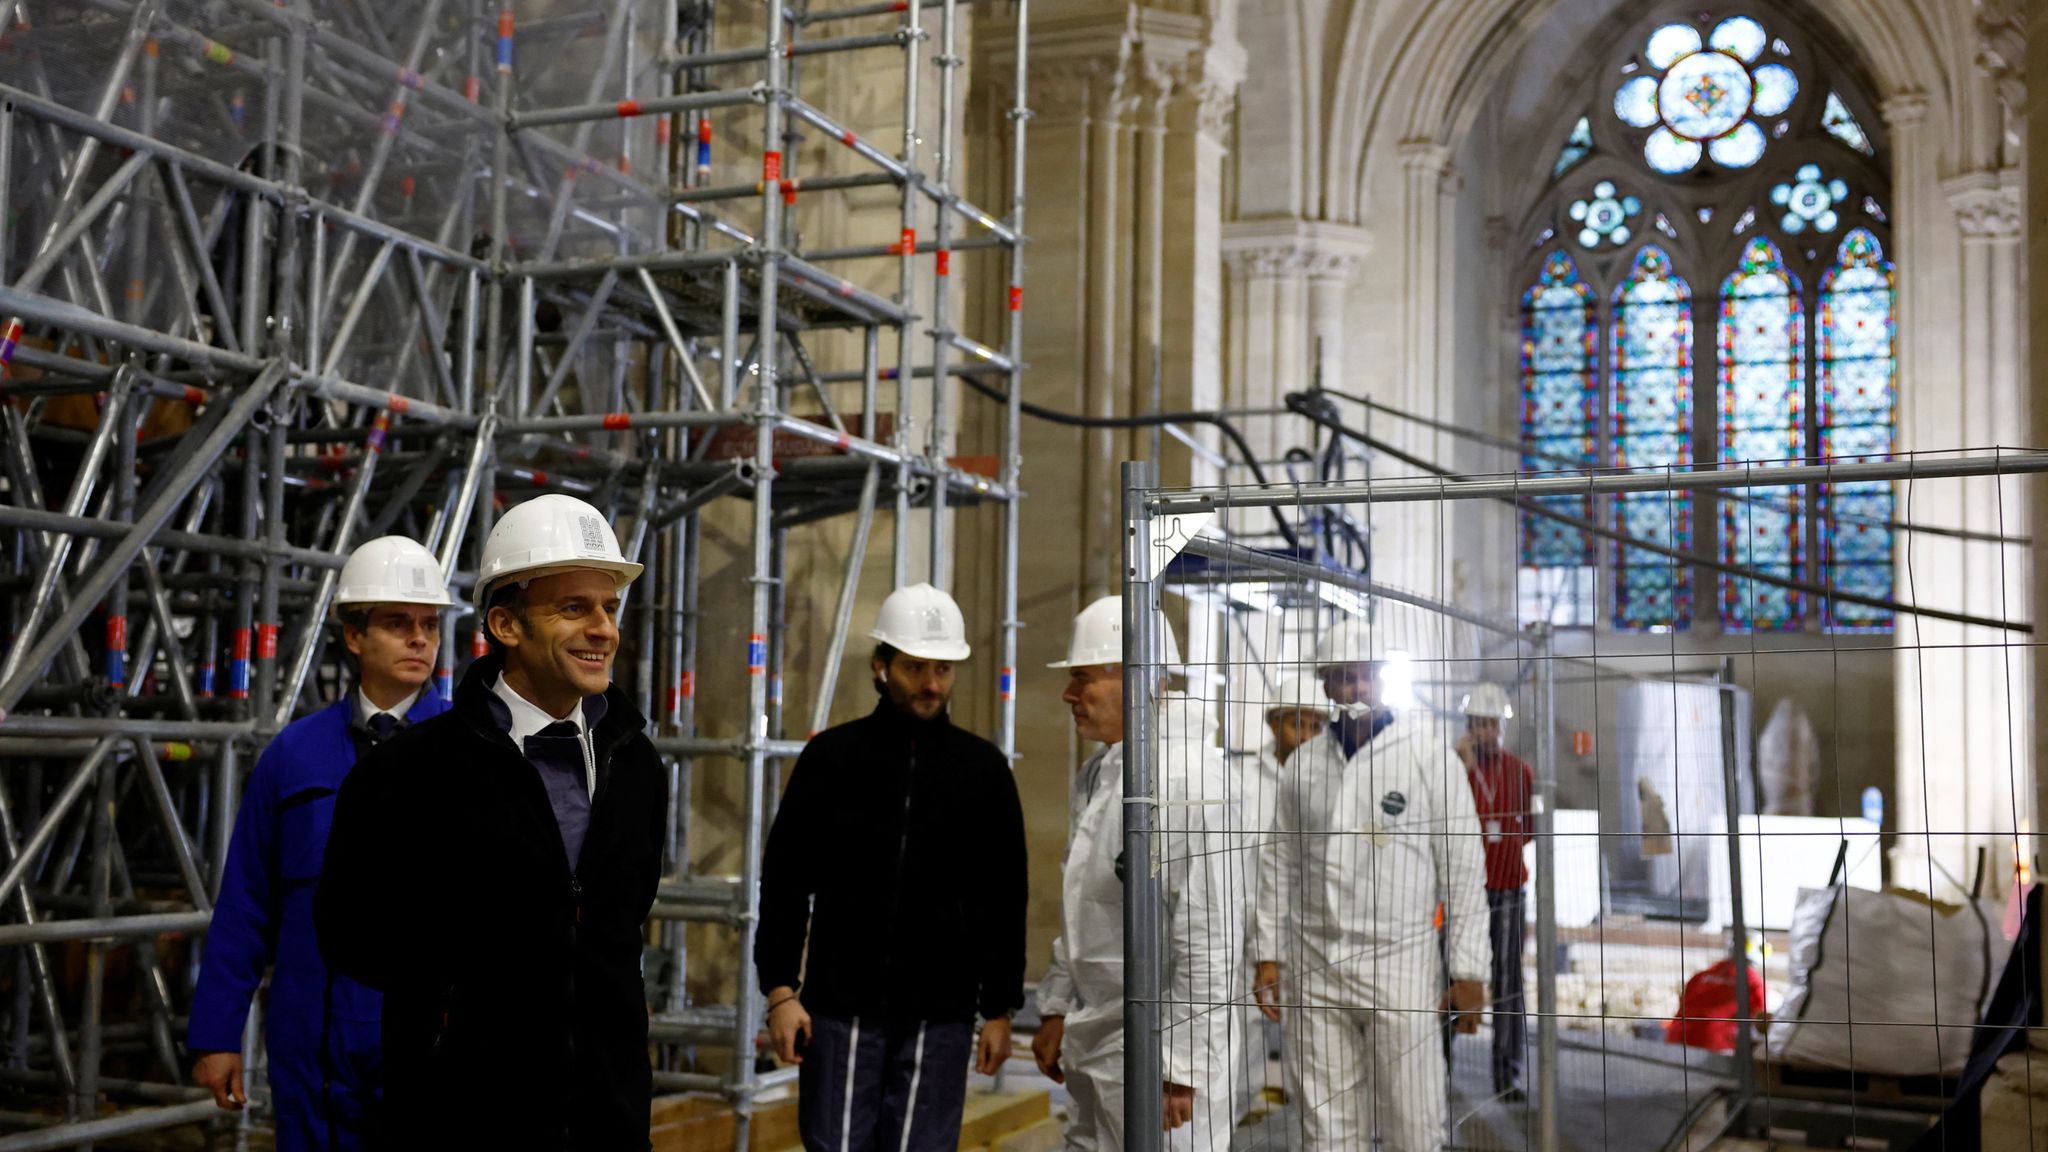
[1455,683,1535,1103]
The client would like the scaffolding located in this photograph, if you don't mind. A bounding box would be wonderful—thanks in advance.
[0,0,1028,1144]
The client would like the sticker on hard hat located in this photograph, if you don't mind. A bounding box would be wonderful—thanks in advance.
[578,515,607,553]
[1381,790,1407,816]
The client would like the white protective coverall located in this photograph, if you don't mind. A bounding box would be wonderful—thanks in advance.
[1229,741,1289,1113]
[1252,714,1488,1152]
[1039,695,1241,1152]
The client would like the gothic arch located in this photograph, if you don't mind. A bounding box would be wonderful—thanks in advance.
[1323,0,1964,226]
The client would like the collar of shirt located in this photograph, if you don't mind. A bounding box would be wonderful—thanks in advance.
[355,685,423,729]
[489,672,589,747]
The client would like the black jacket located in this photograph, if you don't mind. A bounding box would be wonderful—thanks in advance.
[316,653,667,1151]
[755,699,1027,1023]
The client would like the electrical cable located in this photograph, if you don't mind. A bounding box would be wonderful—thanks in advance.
[1282,390,2030,635]
[957,374,1300,550]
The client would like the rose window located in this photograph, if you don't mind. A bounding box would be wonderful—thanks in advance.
[1612,16,1799,174]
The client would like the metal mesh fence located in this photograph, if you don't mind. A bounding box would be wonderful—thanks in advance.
[1116,452,2046,1152]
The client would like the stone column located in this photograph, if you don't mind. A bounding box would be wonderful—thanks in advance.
[2025,0,2048,1051]
[1385,139,1455,595]
[1220,218,1370,469]
[968,4,1242,977]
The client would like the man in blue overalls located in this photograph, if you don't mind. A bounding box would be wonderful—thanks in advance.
[188,536,453,1150]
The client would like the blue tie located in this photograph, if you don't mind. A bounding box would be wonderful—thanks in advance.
[523,721,591,868]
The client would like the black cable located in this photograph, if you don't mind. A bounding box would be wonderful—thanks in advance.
[958,375,1300,550]
[1308,384,2033,548]
[1282,390,2030,635]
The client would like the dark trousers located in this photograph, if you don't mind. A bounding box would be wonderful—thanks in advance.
[1487,886,1527,1092]
[797,1014,973,1152]
[1442,887,1529,1093]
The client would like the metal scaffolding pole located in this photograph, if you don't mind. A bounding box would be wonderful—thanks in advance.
[0,1,1030,1143]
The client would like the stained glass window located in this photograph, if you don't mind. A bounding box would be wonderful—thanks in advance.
[1772,164,1849,233]
[1611,246,1694,630]
[1719,237,1806,630]
[1520,251,1598,570]
[1817,229,1896,631]
[1555,116,1594,177]
[1615,16,1801,173]
[1823,91,1873,154]
[1571,181,1642,247]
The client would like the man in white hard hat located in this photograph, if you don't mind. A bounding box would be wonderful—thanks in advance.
[1454,683,1535,1102]
[756,582,1027,1152]
[1033,595,1239,1152]
[317,494,667,1150]
[1251,618,1488,1152]
[188,536,452,1149]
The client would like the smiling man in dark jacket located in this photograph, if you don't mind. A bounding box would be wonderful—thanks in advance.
[757,582,1027,1152]
[316,495,666,1151]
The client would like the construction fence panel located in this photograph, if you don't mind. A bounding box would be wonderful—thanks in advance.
[1120,453,2046,1152]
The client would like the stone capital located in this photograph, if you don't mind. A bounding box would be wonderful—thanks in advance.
[1944,168,2023,240]
[1222,218,1374,282]
[1399,139,1453,175]
[1880,90,1930,129]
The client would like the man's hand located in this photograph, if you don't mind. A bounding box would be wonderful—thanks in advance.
[1441,979,1485,1034]
[1031,1015,1065,1083]
[1454,730,1478,766]
[1163,1082,1195,1130]
[1255,961,1283,1022]
[192,1052,245,1112]
[975,1016,1013,1075]
[766,987,812,1065]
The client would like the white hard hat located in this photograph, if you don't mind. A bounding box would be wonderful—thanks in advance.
[1311,617,1384,669]
[1461,682,1515,720]
[474,494,644,608]
[869,582,971,661]
[1264,672,1332,717]
[334,536,453,609]
[1046,594,1182,669]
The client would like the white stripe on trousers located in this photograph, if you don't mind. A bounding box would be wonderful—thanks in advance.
[841,1017,861,1152]
[895,1023,928,1152]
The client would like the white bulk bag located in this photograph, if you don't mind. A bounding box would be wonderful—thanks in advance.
[1768,885,2015,1076]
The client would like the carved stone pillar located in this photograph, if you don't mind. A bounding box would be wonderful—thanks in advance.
[1893,170,2033,896]
[1221,218,1370,466]
[1382,139,1455,594]
[968,4,1242,973]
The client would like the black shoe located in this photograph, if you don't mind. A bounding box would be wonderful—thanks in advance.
[1498,1086,1527,1105]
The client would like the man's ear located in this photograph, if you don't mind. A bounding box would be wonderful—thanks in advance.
[341,623,365,658]
[487,605,523,650]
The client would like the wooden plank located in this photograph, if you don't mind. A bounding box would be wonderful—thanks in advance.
[955,1090,1051,1150]
[657,1088,1050,1152]
[986,1115,1064,1152]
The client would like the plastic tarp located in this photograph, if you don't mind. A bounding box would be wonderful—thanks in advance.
[1768,884,2017,1076]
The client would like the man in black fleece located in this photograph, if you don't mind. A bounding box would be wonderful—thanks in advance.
[756,583,1028,1152]
[317,495,665,1151]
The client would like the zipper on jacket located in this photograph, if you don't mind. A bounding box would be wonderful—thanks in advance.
[877,736,919,1010]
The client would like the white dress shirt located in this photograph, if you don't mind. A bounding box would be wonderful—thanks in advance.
[355,686,422,730]
[490,673,596,797]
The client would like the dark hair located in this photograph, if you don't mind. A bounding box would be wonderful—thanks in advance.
[870,642,899,693]
[483,581,531,655]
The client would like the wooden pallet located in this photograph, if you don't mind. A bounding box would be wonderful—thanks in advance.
[652,1088,1051,1152]
[1754,1058,1960,1106]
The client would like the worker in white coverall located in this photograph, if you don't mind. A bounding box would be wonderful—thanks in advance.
[1252,621,1488,1152]
[1233,672,1334,1112]
[1032,595,1240,1152]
